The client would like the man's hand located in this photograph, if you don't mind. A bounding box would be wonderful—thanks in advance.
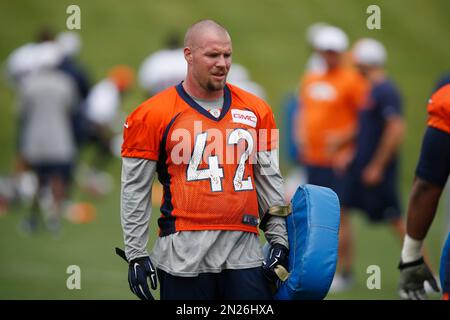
[116,248,157,300]
[128,256,157,300]
[362,162,384,186]
[398,257,439,300]
[263,244,289,284]
[332,150,354,175]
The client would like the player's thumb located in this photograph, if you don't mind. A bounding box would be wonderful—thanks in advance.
[427,277,440,292]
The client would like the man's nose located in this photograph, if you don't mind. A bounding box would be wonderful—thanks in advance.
[215,55,228,68]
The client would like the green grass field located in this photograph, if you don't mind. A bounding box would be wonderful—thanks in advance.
[0,0,449,300]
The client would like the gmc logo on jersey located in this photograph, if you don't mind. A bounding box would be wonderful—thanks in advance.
[231,109,257,128]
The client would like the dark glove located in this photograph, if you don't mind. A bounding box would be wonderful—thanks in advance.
[398,257,439,300]
[116,247,157,300]
[262,244,289,285]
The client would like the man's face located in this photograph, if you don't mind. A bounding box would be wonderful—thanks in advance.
[186,32,232,93]
[356,63,370,77]
[318,50,341,70]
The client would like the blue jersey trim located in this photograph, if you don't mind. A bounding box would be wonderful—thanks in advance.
[157,113,181,237]
[175,82,231,122]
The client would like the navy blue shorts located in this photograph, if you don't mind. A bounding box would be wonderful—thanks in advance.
[30,163,73,184]
[340,165,402,222]
[157,267,273,300]
[415,126,450,188]
[305,165,345,200]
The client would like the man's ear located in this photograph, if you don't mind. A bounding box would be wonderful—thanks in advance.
[184,47,193,64]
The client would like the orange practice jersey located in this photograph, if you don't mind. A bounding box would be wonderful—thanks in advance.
[122,83,277,236]
[427,84,450,134]
[298,67,368,166]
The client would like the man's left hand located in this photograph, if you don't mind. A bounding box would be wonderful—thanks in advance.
[362,163,383,186]
[398,257,439,300]
[263,244,289,284]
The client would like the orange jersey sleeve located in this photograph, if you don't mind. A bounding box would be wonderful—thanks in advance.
[427,84,450,134]
[121,87,179,160]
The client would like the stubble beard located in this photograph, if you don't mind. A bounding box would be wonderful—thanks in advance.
[206,77,226,92]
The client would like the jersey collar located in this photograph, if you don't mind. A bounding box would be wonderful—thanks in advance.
[175,82,231,122]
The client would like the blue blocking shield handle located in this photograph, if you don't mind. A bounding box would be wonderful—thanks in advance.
[267,184,340,300]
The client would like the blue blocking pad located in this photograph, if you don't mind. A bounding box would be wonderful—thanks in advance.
[273,184,340,300]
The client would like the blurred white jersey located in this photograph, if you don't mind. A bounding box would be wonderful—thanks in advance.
[85,79,120,126]
[6,43,37,86]
[229,80,267,100]
[138,48,186,96]
[227,63,267,100]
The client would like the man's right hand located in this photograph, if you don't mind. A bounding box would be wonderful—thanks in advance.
[398,257,439,300]
[128,256,157,300]
[116,247,157,300]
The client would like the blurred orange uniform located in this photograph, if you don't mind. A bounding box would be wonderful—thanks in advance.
[122,83,277,236]
[427,83,450,134]
[298,66,368,167]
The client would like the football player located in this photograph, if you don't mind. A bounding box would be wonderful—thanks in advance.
[297,25,368,291]
[338,38,407,287]
[118,19,289,300]
[398,84,450,300]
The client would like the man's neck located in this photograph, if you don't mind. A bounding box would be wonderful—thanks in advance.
[368,68,386,85]
[325,64,341,74]
[183,78,224,100]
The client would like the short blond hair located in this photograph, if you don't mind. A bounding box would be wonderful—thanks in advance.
[184,19,229,48]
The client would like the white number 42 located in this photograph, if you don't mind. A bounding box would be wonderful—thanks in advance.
[186,129,254,192]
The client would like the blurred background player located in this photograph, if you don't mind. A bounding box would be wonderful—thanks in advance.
[304,22,330,75]
[296,25,368,290]
[336,38,406,290]
[398,83,450,300]
[5,27,60,210]
[56,31,90,99]
[18,42,80,234]
[79,65,134,196]
[5,27,55,87]
[282,22,333,202]
[56,31,91,148]
[4,28,91,213]
[138,32,186,97]
[227,63,267,100]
